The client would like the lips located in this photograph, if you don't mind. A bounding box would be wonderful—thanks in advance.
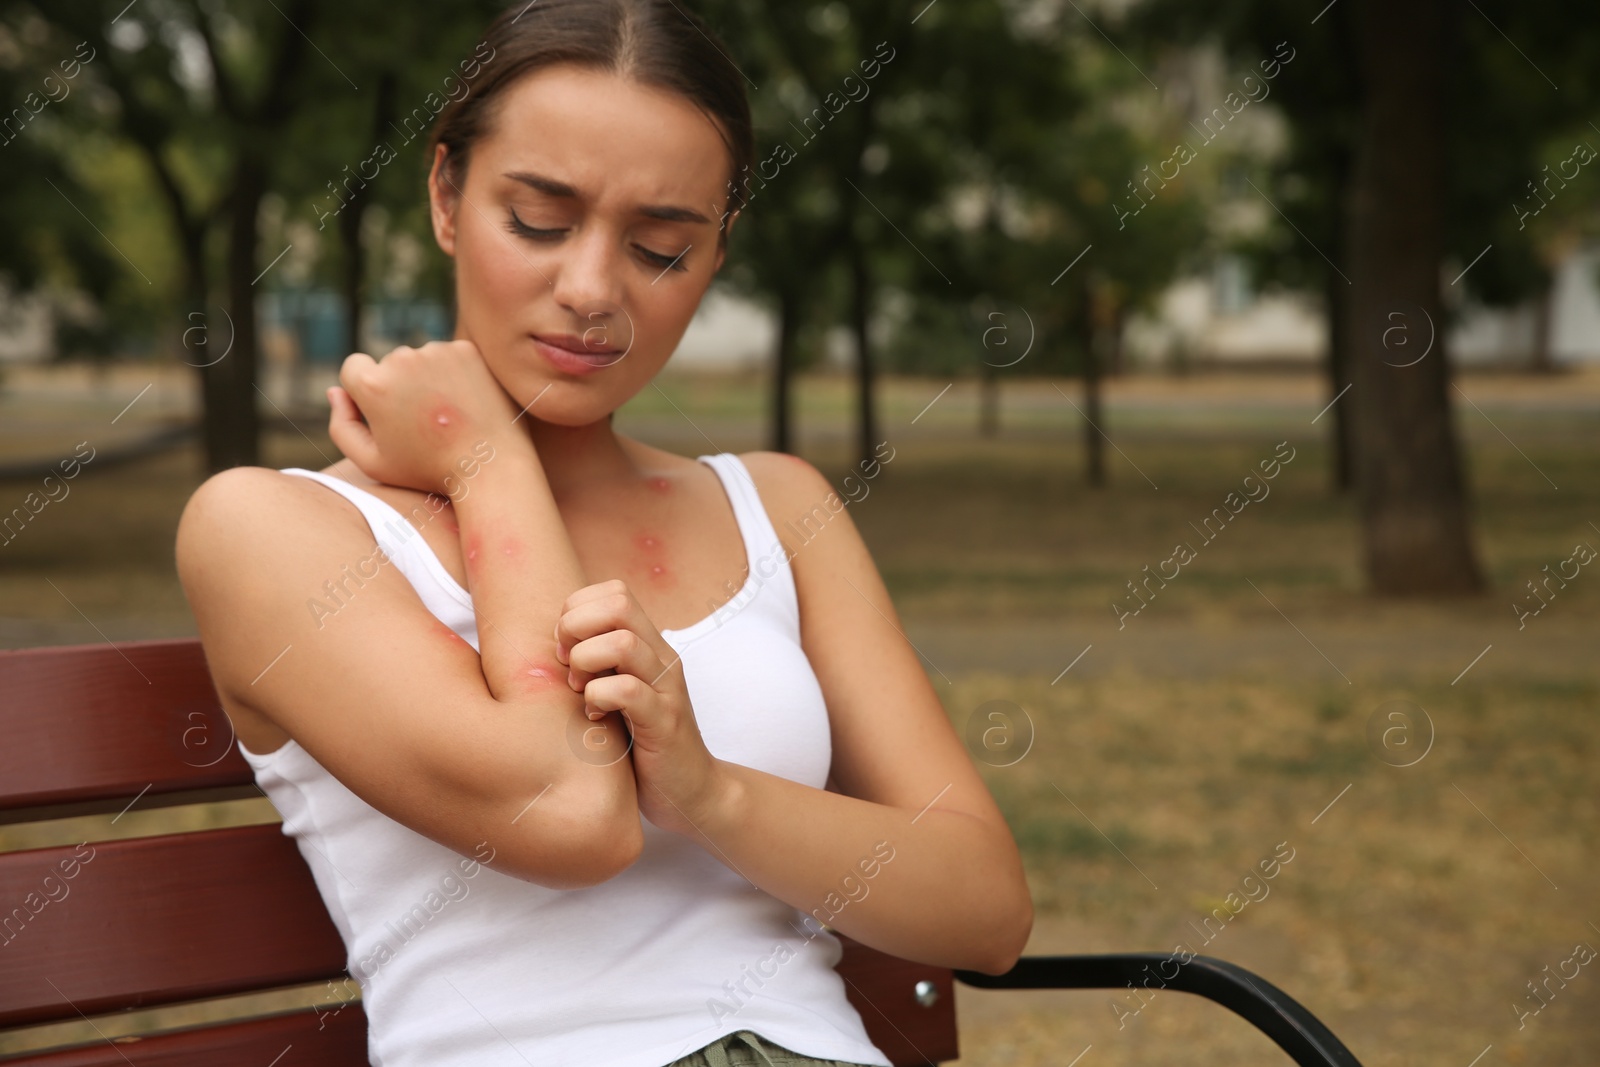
[533,333,621,356]
[530,333,626,377]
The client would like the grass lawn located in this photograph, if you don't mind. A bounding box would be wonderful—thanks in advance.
[1,363,1595,1065]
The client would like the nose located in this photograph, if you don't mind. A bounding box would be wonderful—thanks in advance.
[549,223,625,321]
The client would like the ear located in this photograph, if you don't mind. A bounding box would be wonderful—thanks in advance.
[428,143,459,257]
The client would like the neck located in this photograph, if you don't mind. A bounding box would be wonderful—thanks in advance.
[517,410,635,499]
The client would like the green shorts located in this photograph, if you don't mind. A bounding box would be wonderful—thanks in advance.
[663,1028,878,1067]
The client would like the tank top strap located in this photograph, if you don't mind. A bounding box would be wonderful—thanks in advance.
[696,453,800,627]
[278,467,474,613]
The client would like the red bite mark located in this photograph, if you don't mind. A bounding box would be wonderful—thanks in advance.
[648,476,670,492]
[519,662,563,690]
[426,401,462,435]
[634,531,670,580]
[430,618,469,646]
[501,537,520,557]
[464,530,482,566]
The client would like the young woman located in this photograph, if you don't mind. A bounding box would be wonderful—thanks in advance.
[176,3,1032,1066]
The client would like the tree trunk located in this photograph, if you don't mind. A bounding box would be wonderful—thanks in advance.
[770,285,799,454]
[339,200,366,357]
[1346,0,1482,594]
[1082,281,1105,488]
[173,237,232,479]
[849,234,877,471]
[220,154,266,471]
[979,363,999,437]
[1325,266,1354,492]
[1529,280,1556,374]
[340,73,398,361]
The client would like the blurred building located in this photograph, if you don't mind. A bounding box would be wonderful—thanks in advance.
[0,285,51,365]
[1120,241,1600,371]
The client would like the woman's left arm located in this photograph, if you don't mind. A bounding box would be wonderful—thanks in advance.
[684,452,1034,977]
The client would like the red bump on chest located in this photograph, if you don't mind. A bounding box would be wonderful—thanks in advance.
[633,531,671,580]
[649,476,671,493]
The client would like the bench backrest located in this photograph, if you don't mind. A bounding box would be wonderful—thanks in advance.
[0,639,958,1065]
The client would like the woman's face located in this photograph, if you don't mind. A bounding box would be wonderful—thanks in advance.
[428,63,736,426]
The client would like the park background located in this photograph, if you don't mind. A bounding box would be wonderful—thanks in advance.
[0,1,1596,1064]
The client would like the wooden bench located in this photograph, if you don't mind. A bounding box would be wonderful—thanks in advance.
[0,638,1365,1065]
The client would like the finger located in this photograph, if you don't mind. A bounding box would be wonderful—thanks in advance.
[560,579,634,617]
[326,386,381,472]
[582,672,654,723]
[555,582,653,661]
[554,583,622,664]
[567,629,663,693]
[338,351,378,397]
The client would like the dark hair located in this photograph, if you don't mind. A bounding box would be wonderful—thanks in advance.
[429,0,755,246]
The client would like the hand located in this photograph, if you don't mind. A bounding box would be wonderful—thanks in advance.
[327,339,525,498]
[553,578,729,838]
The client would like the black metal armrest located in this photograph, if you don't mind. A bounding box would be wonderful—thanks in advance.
[953,954,1364,1067]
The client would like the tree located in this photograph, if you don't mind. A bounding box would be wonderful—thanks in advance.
[1127,0,1600,594]
[23,0,325,473]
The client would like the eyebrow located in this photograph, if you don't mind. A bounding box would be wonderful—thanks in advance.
[502,170,711,225]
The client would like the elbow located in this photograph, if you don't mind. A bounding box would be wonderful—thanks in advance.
[571,811,645,886]
[505,806,643,889]
[487,793,645,890]
[565,767,646,885]
[971,885,1034,976]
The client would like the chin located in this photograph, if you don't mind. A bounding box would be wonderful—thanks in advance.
[518,391,619,429]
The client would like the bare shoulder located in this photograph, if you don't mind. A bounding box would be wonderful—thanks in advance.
[176,464,365,577]
[739,447,898,511]
[737,450,837,518]
[174,463,392,704]
[178,465,317,553]
[737,450,877,563]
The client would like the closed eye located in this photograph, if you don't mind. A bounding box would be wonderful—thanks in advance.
[504,207,688,273]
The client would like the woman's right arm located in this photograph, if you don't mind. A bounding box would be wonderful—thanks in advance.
[175,463,643,890]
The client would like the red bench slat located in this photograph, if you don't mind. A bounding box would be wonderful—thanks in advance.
[0,641,256,824]
[0,826,349,1029]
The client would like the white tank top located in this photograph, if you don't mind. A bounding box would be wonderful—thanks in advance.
[238,453,893,1067]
